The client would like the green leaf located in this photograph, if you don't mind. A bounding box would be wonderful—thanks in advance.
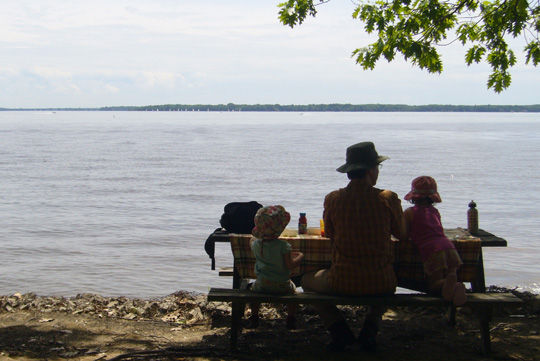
[278,0,317,28]
[465,45,486,65]
[487,70,512,93]
[278,0,539,92]
[525,41,540,66]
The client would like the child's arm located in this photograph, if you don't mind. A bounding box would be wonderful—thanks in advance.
[284,251,304,271]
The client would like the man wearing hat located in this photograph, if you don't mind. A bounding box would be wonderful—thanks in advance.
[302,142,406,352]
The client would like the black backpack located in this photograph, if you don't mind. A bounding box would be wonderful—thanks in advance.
[204,201,263,270]
[219,201,263,234]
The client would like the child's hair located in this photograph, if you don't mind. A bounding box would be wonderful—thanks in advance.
[410,196,435,205]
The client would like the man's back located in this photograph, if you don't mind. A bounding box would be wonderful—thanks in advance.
[324,179,405,295]
[301,141,405,352]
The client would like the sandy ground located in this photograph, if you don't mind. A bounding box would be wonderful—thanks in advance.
[0,288,539,361]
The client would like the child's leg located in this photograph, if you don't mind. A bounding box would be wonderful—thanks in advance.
[430,267,467,305]
[453,282,467,306]
[286,303,297,330]
[251,302,260,316]
[287,303,296,317]
[441,271,458,302]
[425,252,450,296]
[447,266,467,306]
[447,252,467,306]
[440,267,467,305]
[427,269,447,295]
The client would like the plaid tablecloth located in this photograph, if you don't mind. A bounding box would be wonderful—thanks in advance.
[230,228,481,283]
[392,228,482,282]
[230,234,331,280]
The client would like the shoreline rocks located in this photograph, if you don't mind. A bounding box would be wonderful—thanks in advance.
[1,286,538,324]
[0,290,216,324]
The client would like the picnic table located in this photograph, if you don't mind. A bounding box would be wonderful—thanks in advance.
[206,227,517,354]
[207,228,506,292]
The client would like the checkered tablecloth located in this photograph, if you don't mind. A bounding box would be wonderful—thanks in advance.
[230,228,481,282]
[230,234,331,280]
[392,228,482,282]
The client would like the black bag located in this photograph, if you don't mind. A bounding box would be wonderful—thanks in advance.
[204,201,263,270]
[219,201,263,234]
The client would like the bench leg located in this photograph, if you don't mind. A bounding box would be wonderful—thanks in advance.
[230,301,245,351]
[446,305,456,327]
[476,306,493,355]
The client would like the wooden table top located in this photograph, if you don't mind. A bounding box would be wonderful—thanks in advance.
[209,227,506,247]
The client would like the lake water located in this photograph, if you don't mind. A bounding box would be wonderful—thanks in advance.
[1,111,538,298]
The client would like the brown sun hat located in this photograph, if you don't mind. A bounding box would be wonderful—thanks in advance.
[336,142,389,173]
[404,176,442,203]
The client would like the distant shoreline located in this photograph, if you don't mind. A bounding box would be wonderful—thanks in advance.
[1,103,540,112]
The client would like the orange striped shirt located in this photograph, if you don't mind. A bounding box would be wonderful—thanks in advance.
[324,179,406,295]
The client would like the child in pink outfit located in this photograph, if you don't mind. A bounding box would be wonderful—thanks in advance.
[402,176,467,306]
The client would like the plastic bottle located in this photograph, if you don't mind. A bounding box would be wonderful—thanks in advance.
[468,200,479,236]
[298,213,307,235]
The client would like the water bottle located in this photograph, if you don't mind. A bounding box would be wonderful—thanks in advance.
[298,213,307,235]
[468,200,479,236]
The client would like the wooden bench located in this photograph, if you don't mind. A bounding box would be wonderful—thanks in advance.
[207,287,523,355]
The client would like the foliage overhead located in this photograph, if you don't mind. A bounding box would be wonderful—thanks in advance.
[278,0,539,92]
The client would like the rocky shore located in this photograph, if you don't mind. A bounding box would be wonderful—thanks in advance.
[1,287,539,360]
[1,290,215,324]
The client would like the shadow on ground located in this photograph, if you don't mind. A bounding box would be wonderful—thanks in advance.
[1,295,538,361]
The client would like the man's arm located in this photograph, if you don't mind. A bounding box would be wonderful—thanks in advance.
[322,193,334,240]
[388,192,407,241]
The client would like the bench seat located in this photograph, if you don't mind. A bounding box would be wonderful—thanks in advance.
[207,288,523,355]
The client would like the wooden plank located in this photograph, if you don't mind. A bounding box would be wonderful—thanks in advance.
[218,267,234,277]
[464,292,523,304]
[211,228,507,247]
[207,288,523,307]
[210,231,233,243]
[476,228,507,247]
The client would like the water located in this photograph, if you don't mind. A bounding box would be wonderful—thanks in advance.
[1,111,539,298]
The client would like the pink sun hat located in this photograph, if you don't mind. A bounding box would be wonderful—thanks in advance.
[252,205,291,239]
[404,176,442,203]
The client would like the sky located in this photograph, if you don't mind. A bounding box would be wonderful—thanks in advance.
[1,0,538,108]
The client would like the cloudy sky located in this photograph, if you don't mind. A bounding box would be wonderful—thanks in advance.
[1,0,537,108]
